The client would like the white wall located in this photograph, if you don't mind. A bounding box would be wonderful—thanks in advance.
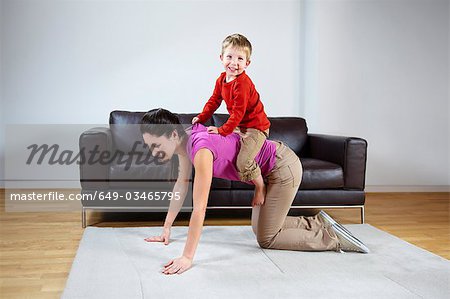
[1,0,449,190]
[0,0,301,187]
[303,0,449,190]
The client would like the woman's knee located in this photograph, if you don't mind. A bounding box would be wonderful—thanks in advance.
[251,207,260,236]
[256,234,273,249]
[252,223,258,236]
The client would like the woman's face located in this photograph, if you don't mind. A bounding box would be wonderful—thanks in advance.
[142,132,177,163]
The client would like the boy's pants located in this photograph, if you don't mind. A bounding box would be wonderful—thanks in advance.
[251,141,339,251]
[234,127,270,182]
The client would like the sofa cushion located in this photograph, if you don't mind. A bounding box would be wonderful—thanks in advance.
[224,158,343,191]
[231,180,254,190]
[211,177,232,189]
[109,111,147,153]
[109,154,174,188]
[267,117,308,155]
[300,158,344,190]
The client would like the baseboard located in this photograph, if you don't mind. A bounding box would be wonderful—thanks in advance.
[365,185,450,192]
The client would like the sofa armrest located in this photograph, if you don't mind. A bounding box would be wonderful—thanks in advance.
[79,127,112,189]
[307,134,368,190]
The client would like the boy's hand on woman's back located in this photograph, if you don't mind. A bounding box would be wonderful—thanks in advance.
[192,117,200,124]
[207,126,219,134]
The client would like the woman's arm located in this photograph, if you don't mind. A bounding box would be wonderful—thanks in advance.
[144,154,191,244]
[163,154,192,228]
[182,148,213,259]
[162,148,213,275]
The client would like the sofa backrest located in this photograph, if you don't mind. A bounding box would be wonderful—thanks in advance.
[109,110,308,155]
[267,117,308,155]
[212,114,308,155]
[177,113,213,127]
[110,110,212,153]
[109,111,146,153]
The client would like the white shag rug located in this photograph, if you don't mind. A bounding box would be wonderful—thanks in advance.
[62,224,450,299]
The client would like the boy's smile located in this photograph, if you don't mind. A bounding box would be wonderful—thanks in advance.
[220,46,251,82]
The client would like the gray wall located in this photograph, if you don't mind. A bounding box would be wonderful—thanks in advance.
[302,0,449,190]
[1,0,449,190]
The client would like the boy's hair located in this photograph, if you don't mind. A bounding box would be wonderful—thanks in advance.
[222,34,252,60]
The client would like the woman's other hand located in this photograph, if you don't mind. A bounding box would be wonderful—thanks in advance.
[191,117,200,124]
[162,256,193,275]
[144,227,171,245]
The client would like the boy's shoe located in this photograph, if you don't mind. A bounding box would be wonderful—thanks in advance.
[332,224,370,253]
[317,210,365,245]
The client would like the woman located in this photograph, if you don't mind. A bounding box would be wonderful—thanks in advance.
[140,108,368,275]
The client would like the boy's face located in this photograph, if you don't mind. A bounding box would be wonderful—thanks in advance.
[220,46,250,80]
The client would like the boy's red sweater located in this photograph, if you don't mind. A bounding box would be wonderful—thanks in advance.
[197,71,270,136]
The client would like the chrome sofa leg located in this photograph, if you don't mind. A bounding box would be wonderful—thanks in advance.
[360,206,365,224]
[82,207,86,228]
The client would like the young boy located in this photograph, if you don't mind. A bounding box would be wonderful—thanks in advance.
[192,33,271,207]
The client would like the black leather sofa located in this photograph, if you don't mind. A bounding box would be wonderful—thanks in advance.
[79,110,368,227]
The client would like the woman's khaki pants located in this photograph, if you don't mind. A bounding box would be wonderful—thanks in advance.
[251,141,339,251]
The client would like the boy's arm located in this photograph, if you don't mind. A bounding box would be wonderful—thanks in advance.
[217,81,248,136]
[197,77,223,123]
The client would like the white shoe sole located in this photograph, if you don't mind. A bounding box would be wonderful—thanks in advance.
[332,224,370,253]
[318,210,366,246]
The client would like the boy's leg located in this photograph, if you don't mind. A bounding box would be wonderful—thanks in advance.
[251,174,265,206]
[236,128,269,182]
[236,128,269,205]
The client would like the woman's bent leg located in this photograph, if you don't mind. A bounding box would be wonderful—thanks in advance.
[253,212,326,236]
[251,206,260,235]
[282,215,324,231]
[256,145,339,251]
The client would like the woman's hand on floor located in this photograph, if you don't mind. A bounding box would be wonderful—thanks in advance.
[144,227,171,245]
[162,256,192,275]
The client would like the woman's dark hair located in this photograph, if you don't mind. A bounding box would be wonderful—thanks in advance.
[140,108,186,138]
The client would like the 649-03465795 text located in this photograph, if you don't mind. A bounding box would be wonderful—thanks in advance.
[9,191,181,201]
[88,191,182,201]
